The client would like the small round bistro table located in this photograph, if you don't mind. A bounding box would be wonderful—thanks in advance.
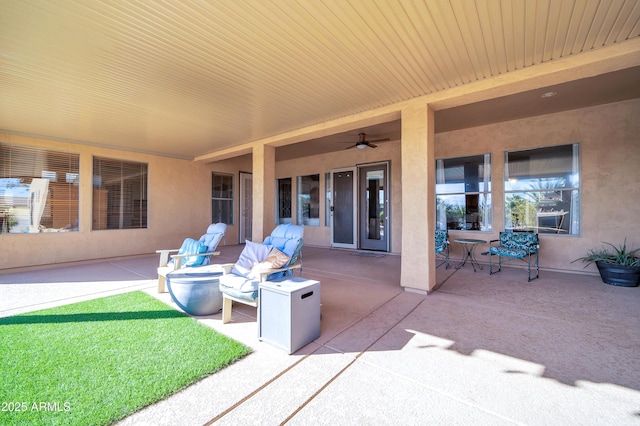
[453,238,487,272]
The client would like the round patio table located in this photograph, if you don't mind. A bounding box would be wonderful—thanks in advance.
[454,238,486,272]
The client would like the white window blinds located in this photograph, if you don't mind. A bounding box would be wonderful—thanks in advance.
[93,157,148,230]
[0,143,79,234]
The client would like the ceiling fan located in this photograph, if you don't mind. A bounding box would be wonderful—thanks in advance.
[343,133,390,150]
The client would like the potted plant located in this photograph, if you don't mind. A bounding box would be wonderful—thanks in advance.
[573,238,640,287]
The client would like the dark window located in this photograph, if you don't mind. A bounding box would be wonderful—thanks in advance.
[436,154,492,231]
[212,173,233,224]
[297,174,320,226]
[93,157,147,230]
[277,178,292,224]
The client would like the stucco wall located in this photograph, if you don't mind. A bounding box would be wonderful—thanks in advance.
[435,98,640,274]
[0,134,216,270]
[2,99,638,273]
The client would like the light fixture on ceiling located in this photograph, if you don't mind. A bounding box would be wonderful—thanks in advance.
[342,132,390,150]
[541,91,557,98]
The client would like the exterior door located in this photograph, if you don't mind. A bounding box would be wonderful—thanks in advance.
[330,168,357,249]
[239,172,252,242]
[359,163,389,251]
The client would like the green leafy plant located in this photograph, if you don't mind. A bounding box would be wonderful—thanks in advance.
[573,238,640,267]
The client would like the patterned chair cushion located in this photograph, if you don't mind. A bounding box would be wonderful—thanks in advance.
[489,232,538,258]
[435,230,448,253]
[489,246,529,258]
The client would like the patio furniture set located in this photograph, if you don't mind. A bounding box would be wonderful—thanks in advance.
[154,223,537,353]
[435,230,540,282]
[157,223,320,354]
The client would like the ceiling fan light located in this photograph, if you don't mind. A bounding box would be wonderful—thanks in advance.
[356,144,367,149]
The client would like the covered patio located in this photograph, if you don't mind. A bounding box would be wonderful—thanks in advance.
[1,246,638,424]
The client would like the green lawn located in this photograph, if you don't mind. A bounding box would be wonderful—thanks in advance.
[0,291,251,425]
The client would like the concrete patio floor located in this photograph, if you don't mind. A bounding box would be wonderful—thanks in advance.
[1,245,639,425]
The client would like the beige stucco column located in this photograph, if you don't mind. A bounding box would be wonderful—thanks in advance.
[252,144,276,242]
[400,101,436,293]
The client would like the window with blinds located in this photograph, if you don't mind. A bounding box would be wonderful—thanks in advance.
[92,157,148,230]
[211,172,233,224]
[0,143,80,234]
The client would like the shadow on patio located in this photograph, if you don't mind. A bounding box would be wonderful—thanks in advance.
[1,245,639,424]
[296,246,640,389]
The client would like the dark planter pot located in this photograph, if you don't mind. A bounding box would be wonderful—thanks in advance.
[596,261,640,287]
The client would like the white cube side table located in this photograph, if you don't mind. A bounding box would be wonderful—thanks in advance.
[258,277,321,354]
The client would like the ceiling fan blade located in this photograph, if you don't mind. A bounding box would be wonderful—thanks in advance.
[339,133,388,148]
[339,138,388,144]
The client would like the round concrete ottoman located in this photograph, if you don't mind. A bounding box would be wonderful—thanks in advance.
[166,265,224,316]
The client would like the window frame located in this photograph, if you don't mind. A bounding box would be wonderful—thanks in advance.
[277,177,292,224]
[324,172,331,227]
[435,154,492,232]
[92,157,148,230]
[504,143,580,236]
[211,172,234,225]
[1,143,80,234]
[297,174,320,226]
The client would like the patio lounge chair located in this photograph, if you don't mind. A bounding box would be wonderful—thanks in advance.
[435,229,450,269]
[156,223,227,293]
[488,231,539,281]
[218,224,304,323]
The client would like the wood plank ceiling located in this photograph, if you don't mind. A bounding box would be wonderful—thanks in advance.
[1,0,639,159]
